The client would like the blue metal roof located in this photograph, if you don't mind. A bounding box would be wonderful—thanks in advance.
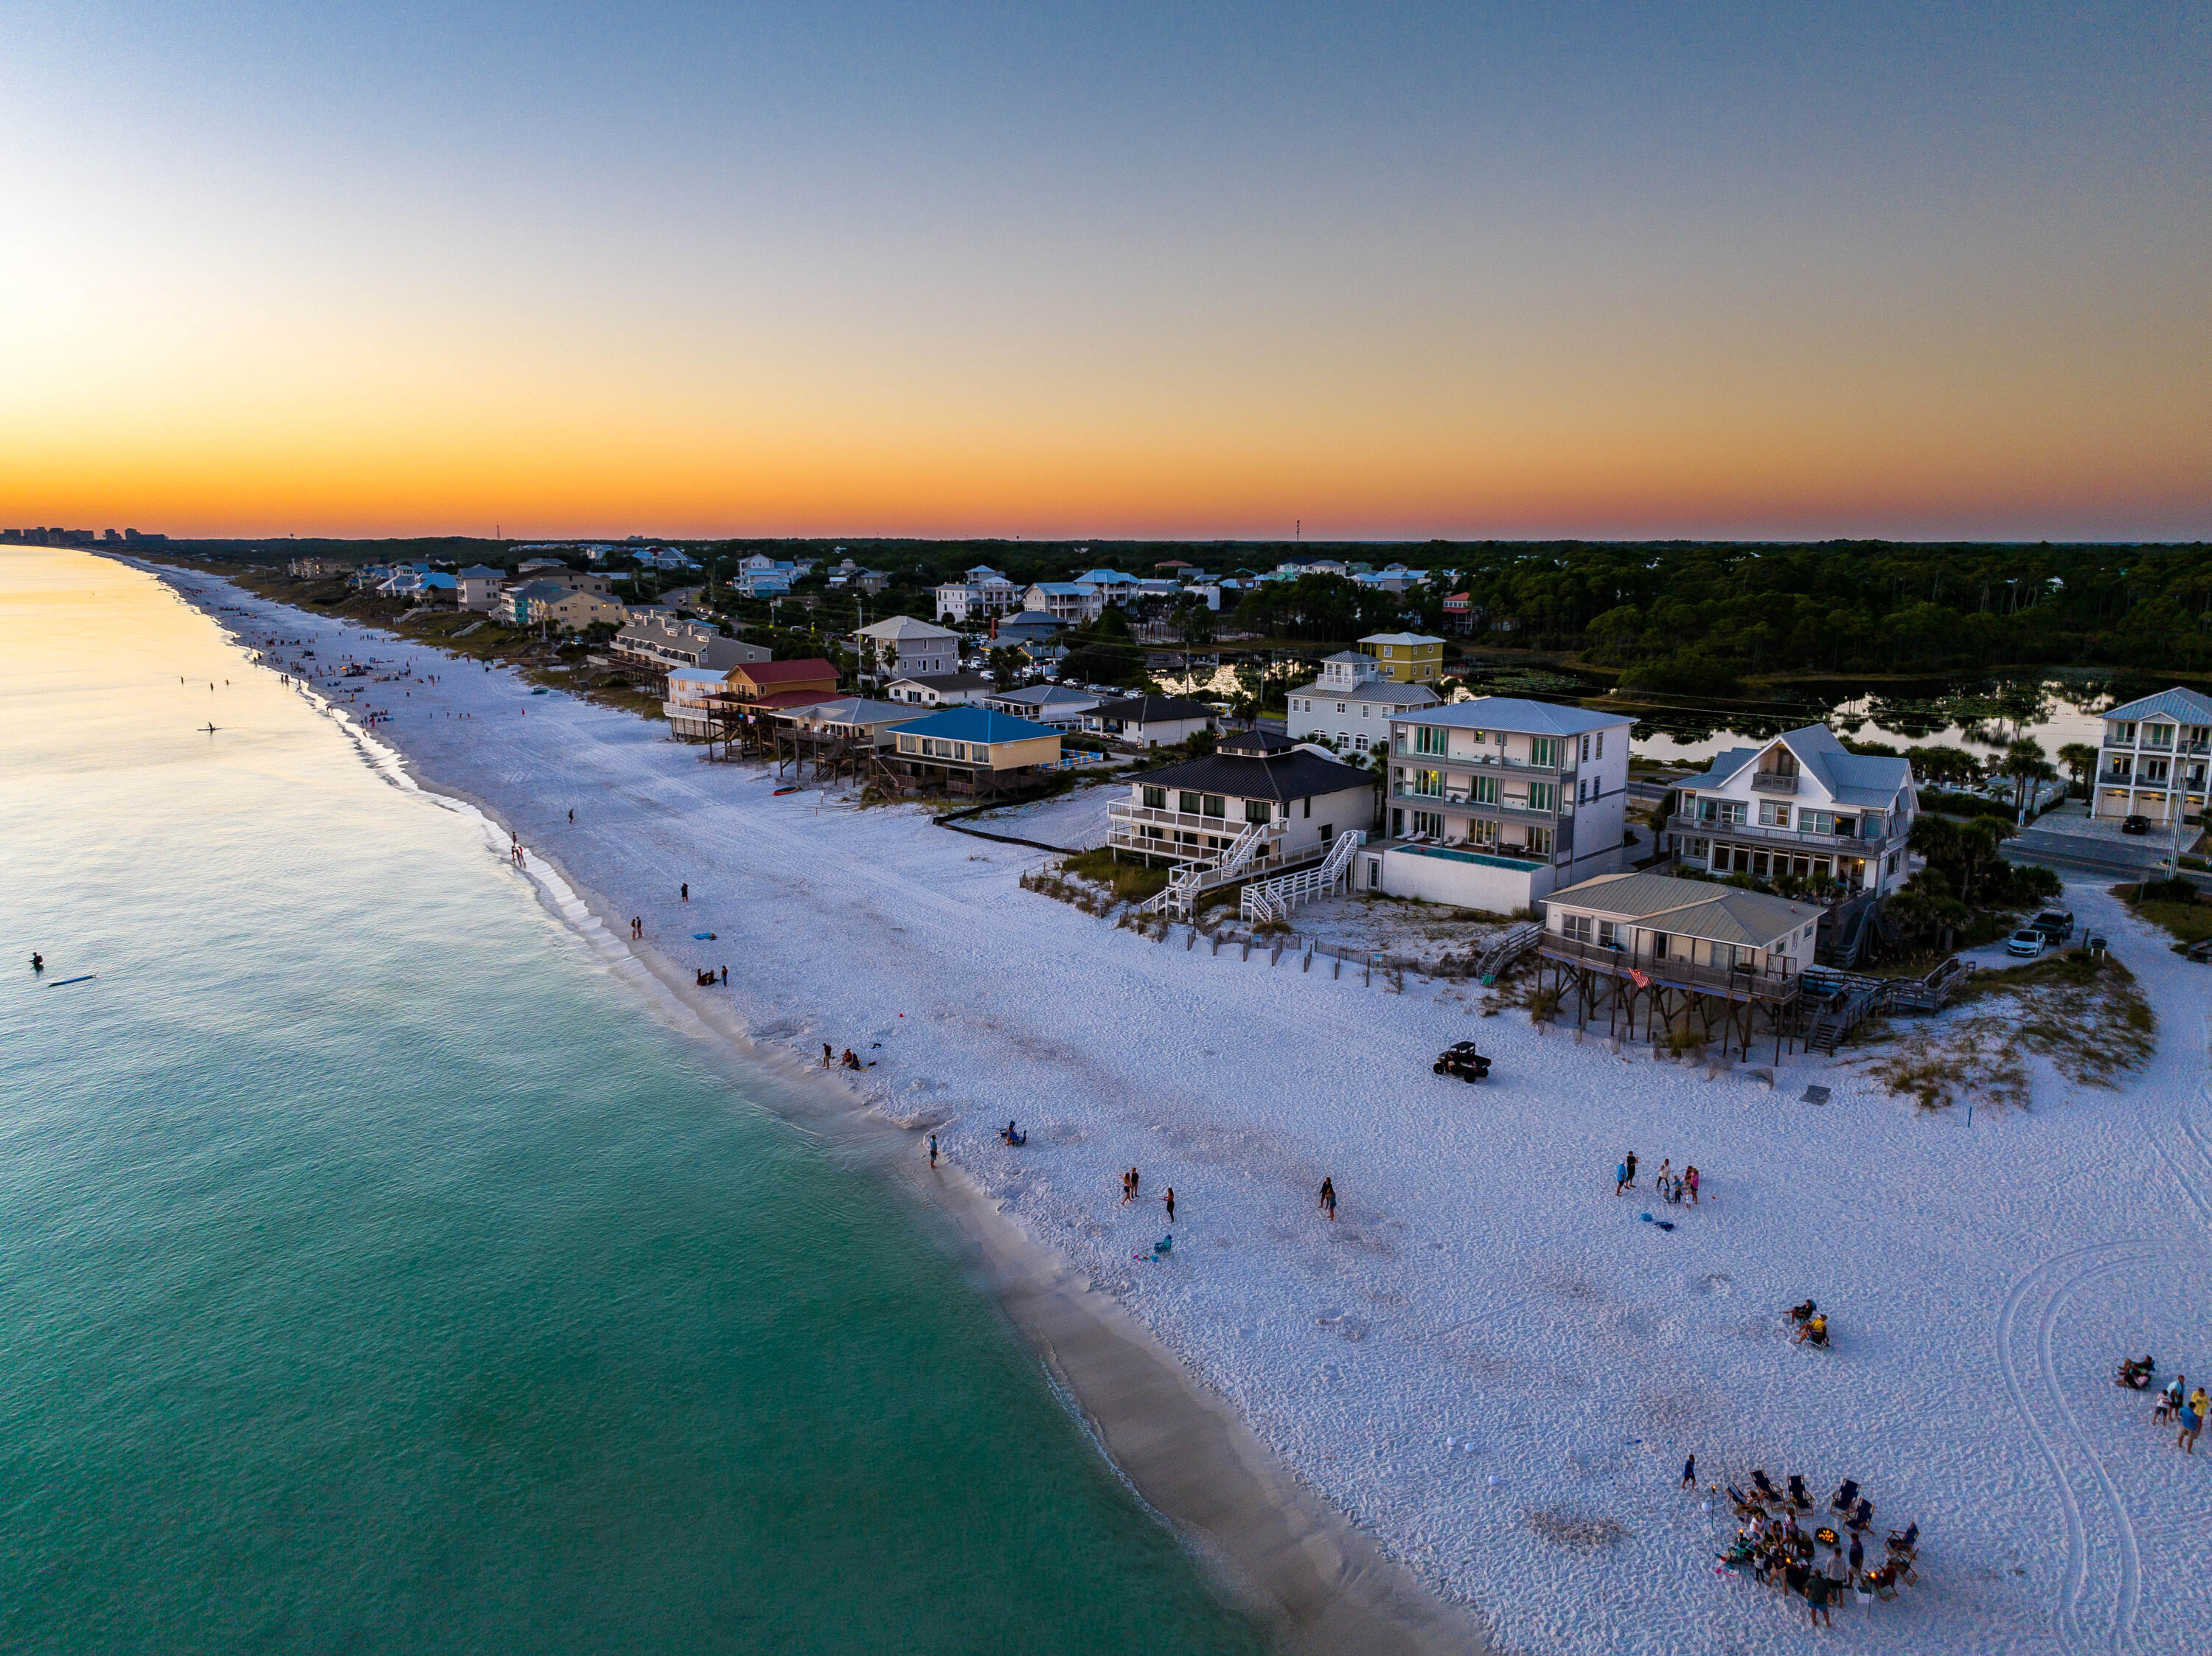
[890,706,1061,745]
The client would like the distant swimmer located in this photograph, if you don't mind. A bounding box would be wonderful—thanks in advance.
[29,952,43,974]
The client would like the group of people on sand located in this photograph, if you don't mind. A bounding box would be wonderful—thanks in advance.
[820,1043,867,1071]
[1714,1469,1919,1625]
[1789,1299,1832,1348]
[1614,1151,1698,1205]
[2142,1365,2210,1453]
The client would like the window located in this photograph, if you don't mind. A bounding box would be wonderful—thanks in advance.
[1526,826,1554,855]
[1470,775,1498,805]
[1412,768,1444,798]
[1800,810,1834,835]
[1597,919,1619,948]
[1469,818,1499,846]
[1528,782,1556,813]
[1179,790,1203,815]
[1245,800,1272,824]
[1759,801,1791,827]
[1368,857,1380,890]
[1579,735,1590,762]
[1304,797,1312,818]
[1336,702,1346,714]
[1595,732,1604,759]
[1414,725,1447,756]
[1562,914,1593,942]
[896,733,916,753]
[1530,737,1557,767]
[1411,810,1444,836]
[1202,793,1226,818]
[1142,785,1166,810]
[1353,734,1368,751]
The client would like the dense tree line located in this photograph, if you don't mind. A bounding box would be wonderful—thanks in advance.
[1422,541,2212,688]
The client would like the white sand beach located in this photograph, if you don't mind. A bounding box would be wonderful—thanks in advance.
[153,566,2212,1655]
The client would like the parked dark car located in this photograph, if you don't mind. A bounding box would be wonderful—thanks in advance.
[2030,909,2076,943]
[2122,815,2152,835]
[1433,1042,1492,1082]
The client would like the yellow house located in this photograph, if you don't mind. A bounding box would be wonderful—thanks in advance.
[888,707,1062,796]
[1358,631,1447,683]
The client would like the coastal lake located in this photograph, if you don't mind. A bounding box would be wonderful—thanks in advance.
[0,549,1265,1654]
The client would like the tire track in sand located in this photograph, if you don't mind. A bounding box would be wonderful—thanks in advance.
[1998,1242,2160,1656]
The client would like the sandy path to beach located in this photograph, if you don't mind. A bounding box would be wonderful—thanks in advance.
[161,570,2212,1656]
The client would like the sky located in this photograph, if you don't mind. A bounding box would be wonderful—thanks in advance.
[1,2,2207,541]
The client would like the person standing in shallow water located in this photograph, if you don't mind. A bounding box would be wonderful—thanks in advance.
[928,1134,939,1169]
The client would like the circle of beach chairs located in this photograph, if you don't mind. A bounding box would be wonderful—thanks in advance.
[1714,1469,1921,1613]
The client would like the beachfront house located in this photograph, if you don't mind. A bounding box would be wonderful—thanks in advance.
[1531,872,1824,1060]
[663,666,737,737]
[1023,582,1101,624]
[1105,730,1377,897]
[1665,724,1917,897]
[883,672,994,707]
[1287,651,1440,752]
[933,570,1025,625]
[1354,697,1633,914]
[613,618,770,683]
[783,695,919,746]
[1074,569,1142,606]
[1357,632,1447,684]
[503,580,626,631]
[2093,686,2212,827]
[853,616,959,685]
[991,608,1066,647]
[886,707,1063,797]
[456,565,507,612]
[1543,872,1823,975]
[1079,694,1218,748]
[984,683,1099,728]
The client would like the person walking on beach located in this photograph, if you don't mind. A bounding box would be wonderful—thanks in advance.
[822,1043,833,1067]
[1616,1151,1638,1195]
[568,808,574,823]
[1120,1169,1133,1203]
[1655,1158,1672,1190]
[1319,1177,1337,1221]
[928,1133,939,1169]
[1161,1187,1175,1224]
[631,916,642,939]
[1614,1158,1629,1196]
[1680,1453,1697,1489]
[1685,1164,1700,1205]
[681,883,689,902]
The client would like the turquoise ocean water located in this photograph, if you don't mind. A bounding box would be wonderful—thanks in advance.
[0,549,1262,1654]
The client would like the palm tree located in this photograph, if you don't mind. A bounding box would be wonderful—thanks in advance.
[2056,742,2098,799]
[1999,737,2059,820]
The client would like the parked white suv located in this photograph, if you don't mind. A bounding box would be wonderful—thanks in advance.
[2006,928,2048,959]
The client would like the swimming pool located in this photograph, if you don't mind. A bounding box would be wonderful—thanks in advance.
[1394,843,1543,872]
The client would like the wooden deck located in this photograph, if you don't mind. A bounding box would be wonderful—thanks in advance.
[1535,934,1803,1006]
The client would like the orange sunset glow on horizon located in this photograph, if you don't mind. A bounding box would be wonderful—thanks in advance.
[4,4,2207,542]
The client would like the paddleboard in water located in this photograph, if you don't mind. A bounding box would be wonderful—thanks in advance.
[49,974,97,987]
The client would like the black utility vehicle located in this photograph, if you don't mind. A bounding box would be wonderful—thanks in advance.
[1433,1042,1492,1082]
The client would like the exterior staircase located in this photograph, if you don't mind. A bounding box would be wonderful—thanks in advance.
[1138,820,1273,921]
[1473,920,1543,984]
[1239,831,1366,924]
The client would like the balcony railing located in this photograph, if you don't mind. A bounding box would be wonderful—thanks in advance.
[1750,770,1800,793]
[1394,786,1557,821]
[1393,745,1561,774]
[1536,932,1804,1003]
[1110,802,1278,836]
[1669,813,1893,851]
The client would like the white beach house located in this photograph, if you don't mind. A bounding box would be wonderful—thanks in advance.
[1287,651,1440,753]
[1079,694,1218,748]
[1354,697,1633,914]
[1107,729,1378,895]
[1665,724,1917,896]
[2093,686,2212,827]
